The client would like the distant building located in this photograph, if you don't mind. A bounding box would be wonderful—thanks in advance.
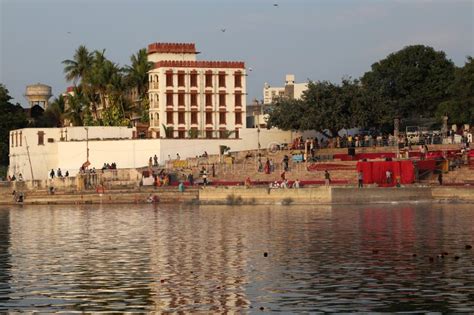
[263,74,308,105]
[147,42,246,139]
[246,99,270,128]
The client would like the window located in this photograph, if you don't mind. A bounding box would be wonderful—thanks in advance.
[206,112,212,124]
[218,73,226,87]
[205,93,212,106]
[166,72,173,86]
[37,131,45,145]
[178,73,185,87]
[235,112,242,124]
[219,112,226,124]
[205,73,212,87]
[235,128,240,139]
[166,93,173,106]
[178,130,185,138]
[11,133,14,147]
[206,130,213,139]
[178,112,185,124]
[219,130,226,138]
[15,132,18,147]
[219,93,226,107]
[191,112,198,124]
[234,71,242,88]
[235,93,242,107]
[167,111,173,124]
[20,131,22,146]
[178,92,185,106]
[191,93,197,106]
[190,73,198,87]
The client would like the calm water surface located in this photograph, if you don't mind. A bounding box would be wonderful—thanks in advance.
[0,203,473,313]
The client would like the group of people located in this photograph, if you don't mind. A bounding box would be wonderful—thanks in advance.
[268,179,301,189]
[50,168,69,179]
[257,155,290,174]
[101,162,117,170]
[11,190,24,202]
[290,133,442,151]
[149,155,159,167]
[7,173,23,181]
[151,169,171,187]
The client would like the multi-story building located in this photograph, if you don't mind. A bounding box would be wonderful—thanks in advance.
[147,42,246,139]
[263,74,308,105]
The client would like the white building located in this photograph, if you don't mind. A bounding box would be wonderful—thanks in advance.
[8,126,295,180]
[147,42,246,139]
[263,74,308,105]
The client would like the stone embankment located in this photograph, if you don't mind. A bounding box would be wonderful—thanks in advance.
[199,186,474,205]
[2,184,472,206]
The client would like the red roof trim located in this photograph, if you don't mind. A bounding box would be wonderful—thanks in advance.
[148,43,196,54]
[153,60,245,69]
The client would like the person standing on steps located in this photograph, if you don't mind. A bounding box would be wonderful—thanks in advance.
[324,170,331,187]
[358,171,364,188]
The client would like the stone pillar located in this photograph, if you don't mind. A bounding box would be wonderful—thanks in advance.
[442,115,448,139]
[394,118,400,139]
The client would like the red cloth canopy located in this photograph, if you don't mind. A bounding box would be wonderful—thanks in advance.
[357,160,415,185]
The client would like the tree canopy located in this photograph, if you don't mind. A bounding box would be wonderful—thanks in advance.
[361,45,455,119]
[268,45,469,135]
[58,45,152,127]
[436,57,474,125]
[0,84,28,168]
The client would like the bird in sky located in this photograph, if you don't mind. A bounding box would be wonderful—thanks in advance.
[273,4,278,7]
[221,28,226,32]
[67,31,71,34]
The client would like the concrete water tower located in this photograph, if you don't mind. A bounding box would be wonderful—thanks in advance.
[25,83,52,109]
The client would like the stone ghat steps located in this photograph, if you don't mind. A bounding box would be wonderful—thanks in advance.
[0,190,199,205]
[212,169,358,183]
[1,187,200,198]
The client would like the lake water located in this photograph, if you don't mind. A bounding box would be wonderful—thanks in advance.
[0,203,473,313]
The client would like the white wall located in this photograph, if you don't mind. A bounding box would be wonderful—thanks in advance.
[9,127,294,180]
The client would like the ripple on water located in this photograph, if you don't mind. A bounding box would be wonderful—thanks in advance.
[0,203,473,312]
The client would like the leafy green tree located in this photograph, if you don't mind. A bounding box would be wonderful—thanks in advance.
[436,56,474,124]
[267,79,382,137]
[361,45,455,120]
[101,105,130,126]
[0,84,28,169]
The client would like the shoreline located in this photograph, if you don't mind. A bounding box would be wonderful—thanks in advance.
[1,186,472,206]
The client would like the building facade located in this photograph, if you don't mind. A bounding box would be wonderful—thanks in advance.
[263,74,308,105]
[147,43,246,139]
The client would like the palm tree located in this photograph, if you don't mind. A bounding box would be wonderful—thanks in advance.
[62,45,93,84]
[89,50,121,111]
[125,48,153,97]
[47,95,66,127]
[124,48,153,112]
[65,87,86,126]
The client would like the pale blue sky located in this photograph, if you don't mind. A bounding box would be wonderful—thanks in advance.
[1,0,473,106]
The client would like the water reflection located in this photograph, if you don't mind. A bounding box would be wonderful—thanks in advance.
[0,203,472,312]
[0,209,11,305]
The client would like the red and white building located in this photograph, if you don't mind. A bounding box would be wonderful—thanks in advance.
[147,42,246,139]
